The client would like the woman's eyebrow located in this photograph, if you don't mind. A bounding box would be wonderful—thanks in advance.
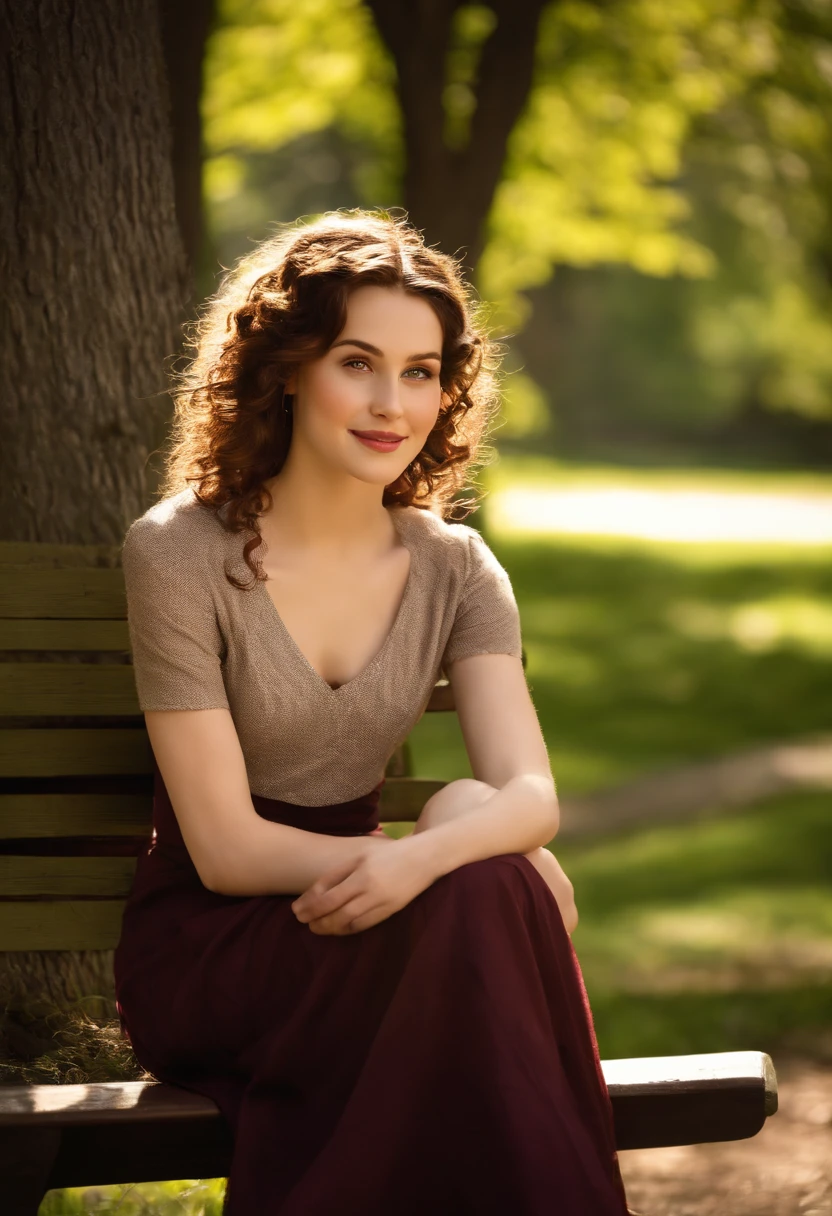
[331,338,442,362]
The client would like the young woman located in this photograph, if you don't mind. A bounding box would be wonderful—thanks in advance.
[113,210,631,1215]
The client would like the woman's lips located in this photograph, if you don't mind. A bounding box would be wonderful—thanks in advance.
[350,431,406,452]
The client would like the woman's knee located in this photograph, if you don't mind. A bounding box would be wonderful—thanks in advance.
[413,777,497,833]
[433,854,524,902]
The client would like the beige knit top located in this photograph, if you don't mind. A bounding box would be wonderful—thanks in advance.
[121,487,523,805]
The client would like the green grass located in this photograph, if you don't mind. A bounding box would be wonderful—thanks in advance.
[561,789,832,1060]
[409,525,832,792]
[408,457,832,1062]
[39,1180,227,1214]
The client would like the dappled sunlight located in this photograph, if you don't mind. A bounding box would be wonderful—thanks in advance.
[667,595,832,655]
[575,887,832,995]
[490,484,832,544]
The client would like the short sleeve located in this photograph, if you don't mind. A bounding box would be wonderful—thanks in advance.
[121,516,230,712]
[441,528,523,669]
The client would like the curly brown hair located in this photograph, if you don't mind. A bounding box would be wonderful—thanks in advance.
[158,208,507,588]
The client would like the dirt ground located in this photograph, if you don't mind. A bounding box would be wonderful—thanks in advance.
[618,1057,832,1216]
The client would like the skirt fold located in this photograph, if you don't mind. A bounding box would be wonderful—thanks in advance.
[114,769,628,1215]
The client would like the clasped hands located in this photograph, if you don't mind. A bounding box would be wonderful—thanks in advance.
[291,777,579,937]
[291,832,429,936]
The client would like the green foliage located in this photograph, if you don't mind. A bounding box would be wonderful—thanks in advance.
[203,0,401,248]
[201,0,832,430]
[202,1,736,315]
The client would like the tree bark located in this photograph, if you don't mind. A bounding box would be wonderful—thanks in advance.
[0,0,189,1025]
[158,0,218,298]
[1,0,190,540]
[366,0,548,275]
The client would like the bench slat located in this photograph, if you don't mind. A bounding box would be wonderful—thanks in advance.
[0,792,152,838]
[0,566,126,618]
[0,1051,777,1189]
[0,669,453,718]
[0,856,138,897]
[0,729,153,779]
[0,619,131,650]
[0,542,120,567]
[0,900,127,950]
[0,664,139,716]
[0,779,436,843]
[0,1051,777,1125]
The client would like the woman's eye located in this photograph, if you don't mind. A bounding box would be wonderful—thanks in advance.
[344,358,369,371]
[404,366,433,380]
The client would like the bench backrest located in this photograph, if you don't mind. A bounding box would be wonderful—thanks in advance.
[0,539,475,953]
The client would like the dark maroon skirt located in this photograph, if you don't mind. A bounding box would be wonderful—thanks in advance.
[113,761,629,1215]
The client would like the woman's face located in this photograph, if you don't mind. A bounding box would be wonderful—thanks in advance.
[286,285,444,485]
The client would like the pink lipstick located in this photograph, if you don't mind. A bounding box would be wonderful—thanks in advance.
[350,431,406,453]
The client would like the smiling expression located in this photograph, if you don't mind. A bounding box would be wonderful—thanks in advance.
[285,285,445,484]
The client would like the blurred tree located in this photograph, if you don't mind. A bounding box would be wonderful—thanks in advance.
[159,0,219,286]
[200,0,832,442]
[365,0,548,273]
[201,0,723,306]
[511,0,832,453]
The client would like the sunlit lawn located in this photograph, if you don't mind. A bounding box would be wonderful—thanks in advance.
[43,459,832,1212]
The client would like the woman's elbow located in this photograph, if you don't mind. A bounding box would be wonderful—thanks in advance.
[537,783,559,844]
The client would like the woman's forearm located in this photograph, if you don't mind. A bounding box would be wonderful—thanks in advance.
[207,818,388,897]
[407,774,559,883]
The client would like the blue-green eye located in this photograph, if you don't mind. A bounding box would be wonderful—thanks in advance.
[404,366,433,380]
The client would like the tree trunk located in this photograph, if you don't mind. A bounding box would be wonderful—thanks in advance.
[1,0,190,539]
[366,0,548,276]
[158,0,219,301]
[0,0,188,1027]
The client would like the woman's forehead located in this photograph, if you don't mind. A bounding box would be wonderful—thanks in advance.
[339,285,443,345]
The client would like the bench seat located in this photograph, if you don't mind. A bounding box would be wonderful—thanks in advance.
[0,1049,777,1212]
[0,540,779,1211]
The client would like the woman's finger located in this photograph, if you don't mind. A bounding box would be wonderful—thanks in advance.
[307,895,379,936]
[292,864,363,920]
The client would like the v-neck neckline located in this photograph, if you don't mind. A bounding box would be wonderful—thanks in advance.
[254,505,418,698]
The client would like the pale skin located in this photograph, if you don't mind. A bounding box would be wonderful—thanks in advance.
[144,283,577,939]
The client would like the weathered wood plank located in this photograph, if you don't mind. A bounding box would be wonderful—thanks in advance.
[0,542,121,568]
[0,566,127,618]
[0,729,153,779]
[0,664,139,716]
[0,619,130,650]
[0,856,138,897]
[0,791,151,838]
[379,777,445,820]
[0,1051,777,1184]
[0,900,127,951]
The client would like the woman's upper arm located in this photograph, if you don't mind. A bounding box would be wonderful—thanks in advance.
[446,652,554,793]
[122,514,254,890]
[441,526,555,793]
[144,707,257,892]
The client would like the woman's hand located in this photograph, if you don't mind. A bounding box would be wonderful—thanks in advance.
[291,835,435,935]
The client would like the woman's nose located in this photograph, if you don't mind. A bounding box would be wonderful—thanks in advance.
[371,373,406,416]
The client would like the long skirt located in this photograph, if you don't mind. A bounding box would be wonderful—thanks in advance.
[113,760,630,1215]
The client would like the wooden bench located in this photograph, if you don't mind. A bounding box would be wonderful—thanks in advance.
[0,539,778,1214]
